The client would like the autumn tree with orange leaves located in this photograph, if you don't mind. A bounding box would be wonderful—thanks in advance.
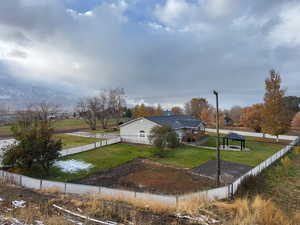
[133,104,164,118]
[291,112,300,128]
[239,104,264,132]
[261,70,290,139]
[171,106,184,115]
[185,98,210,119]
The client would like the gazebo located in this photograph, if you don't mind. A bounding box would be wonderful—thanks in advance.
[223,133,246,151]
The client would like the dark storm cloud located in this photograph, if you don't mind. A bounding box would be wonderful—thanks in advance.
[0,0,299,108]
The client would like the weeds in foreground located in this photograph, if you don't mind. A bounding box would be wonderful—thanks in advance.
[214,195,300,225]
[6,205,71,225]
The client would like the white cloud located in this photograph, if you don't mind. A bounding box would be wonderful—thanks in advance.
[0,0,300,108]
[204,0,236,17]
[268,3,300,47]
[154,0,191,27]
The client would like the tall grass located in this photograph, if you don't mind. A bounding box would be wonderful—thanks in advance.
[214,195,300,225]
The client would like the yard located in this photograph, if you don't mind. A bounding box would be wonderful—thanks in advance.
[42,136,284,186]
[45,143,158,181]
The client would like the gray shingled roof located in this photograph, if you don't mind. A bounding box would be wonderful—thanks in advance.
[223,133,245,141]
[145,115,204,129]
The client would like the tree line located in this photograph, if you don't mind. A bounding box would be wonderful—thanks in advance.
[77,70,299,138]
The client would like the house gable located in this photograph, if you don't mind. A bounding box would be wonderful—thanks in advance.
[120,117,159,141]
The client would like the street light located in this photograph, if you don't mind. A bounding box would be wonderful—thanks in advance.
[213,90,221,186]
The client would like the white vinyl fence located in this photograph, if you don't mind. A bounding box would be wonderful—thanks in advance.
[0,131,298,205]
[205,128,298,141]
[60,137,121,157]
[0,170,176,204]
[120,137,151,145]
[179,136,299,202]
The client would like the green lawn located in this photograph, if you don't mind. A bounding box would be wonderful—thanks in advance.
[0,124,11,136]
[55,134,102,149]
[152,143,282,168]
[43,137,284,181]
[153,136,284,168]
[46,143,158,181]
[52,119,89,130]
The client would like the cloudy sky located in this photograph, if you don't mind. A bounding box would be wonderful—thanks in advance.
[0,0,300,109]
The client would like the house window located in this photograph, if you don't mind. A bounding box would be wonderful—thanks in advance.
[139,130,145,137]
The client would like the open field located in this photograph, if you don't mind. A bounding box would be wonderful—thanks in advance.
[0,118,125,137]
[0,119,89,136]
[55,133,102,149]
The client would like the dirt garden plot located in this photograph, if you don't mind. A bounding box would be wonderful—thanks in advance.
[72,159,217,195]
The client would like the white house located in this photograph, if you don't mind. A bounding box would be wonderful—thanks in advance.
[120,115,206,144]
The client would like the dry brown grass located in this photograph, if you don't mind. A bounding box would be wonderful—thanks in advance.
[293,146,300,154]
[214,195,300,225]
[6,205,71,225]
[0,174,18,185]
[85,193,177,213]
[177,195,212,215]
[39,186,65,194]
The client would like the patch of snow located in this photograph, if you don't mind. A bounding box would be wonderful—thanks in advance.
[12,200,26,208]
[0,197,4,201]
[0,139,16,150]
[53,160,93,173]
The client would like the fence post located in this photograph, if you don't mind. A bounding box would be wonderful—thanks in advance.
[19,175,22,186]
[40,180,42,189]
[99,186,101,193]
[64,183,67,193]
[176,195,179,207]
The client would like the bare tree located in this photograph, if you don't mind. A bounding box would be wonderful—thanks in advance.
[228,106,243,125]
[14,102,60,128]
[15,104,37,127]
[76,97,99,130]
[107,88,126,125]
[97,93,110,129]
[76,88,126,130]
[34,102,60,123]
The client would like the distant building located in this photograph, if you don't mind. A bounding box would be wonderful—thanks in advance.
[163,110,175,116]
[120,115,205,144]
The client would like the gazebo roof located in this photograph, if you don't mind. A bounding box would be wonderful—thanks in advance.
[223,132,245,141]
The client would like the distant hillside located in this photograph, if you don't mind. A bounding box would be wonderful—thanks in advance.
[0,73,77,109]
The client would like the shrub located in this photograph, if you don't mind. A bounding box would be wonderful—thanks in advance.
[149,125,179,149]
[3,120,62,175]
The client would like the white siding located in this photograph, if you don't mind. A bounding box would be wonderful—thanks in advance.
[120,118,158,144]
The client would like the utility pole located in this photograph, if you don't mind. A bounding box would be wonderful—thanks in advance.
[213,90,221,186]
